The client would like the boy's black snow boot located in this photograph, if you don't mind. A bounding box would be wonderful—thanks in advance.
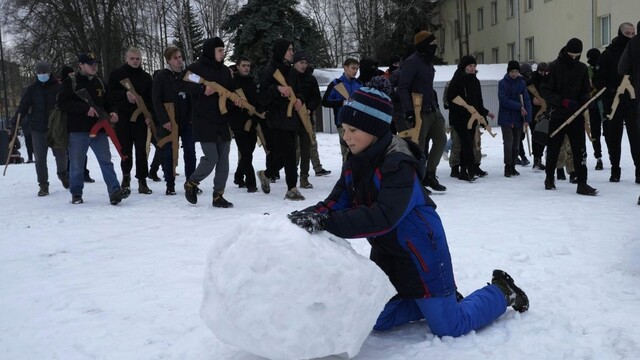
[556,168,566,180]
[544,175,556,190]
[491,269,529,313]
[577,182,598,196]
[184,180,199,204]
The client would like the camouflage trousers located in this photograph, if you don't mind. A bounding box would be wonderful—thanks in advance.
[449,126,482,166]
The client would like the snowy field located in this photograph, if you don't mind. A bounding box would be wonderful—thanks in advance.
[1,129,639,359]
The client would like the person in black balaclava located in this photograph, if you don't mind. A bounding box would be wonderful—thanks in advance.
[180,37,236,208]
[541,38,598,195]
[585,47,606,171]
[596,22,640,183]
[256,38,308,201]
[397,30,447,192]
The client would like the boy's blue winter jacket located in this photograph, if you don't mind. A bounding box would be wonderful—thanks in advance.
[309,133,457,299]
[498,74,532,127]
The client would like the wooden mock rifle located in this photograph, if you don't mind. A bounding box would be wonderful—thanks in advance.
[182,71,265,119]
[119,78,160,142]
[75,88,127,160]
[451,95,497,137]
[159,103,180,176]
[236,88,269,155]
[606,75,636,120]
[3,113,21,176]
[526,84,547,121]
[272,69,316,145]
[519,94,532,156]
[550,87,606,138]
[396,93,424,144]
[333,82,350,100]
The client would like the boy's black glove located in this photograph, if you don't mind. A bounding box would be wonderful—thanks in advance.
[287,210,329,233]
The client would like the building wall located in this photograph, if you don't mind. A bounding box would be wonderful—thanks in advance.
[437,0,640,65]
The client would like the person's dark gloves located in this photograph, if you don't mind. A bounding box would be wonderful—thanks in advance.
[404,111,416,128]
[561,99,579,111]
[287,210,329,233]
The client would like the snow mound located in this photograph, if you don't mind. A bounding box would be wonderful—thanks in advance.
[200,214,395,359]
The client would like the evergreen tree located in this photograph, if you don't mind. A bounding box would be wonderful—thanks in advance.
[173,1,205,63]
[222,0,331,71]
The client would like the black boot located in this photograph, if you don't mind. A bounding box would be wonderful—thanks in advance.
[58,174,70,189]
[212,192,234,208]
[556,168,566,180]
[138,179,153,194]
[121,174,131,198]
[511,165,520,176]
[492,270,529,313]
[569,172,578,184]
[545,175,556,190]
[458,166,476,182]
[38,182,49,196]
[595,158,603,170]
[609,166,621,182]
[532,158,546,171]
[184,180,199,204]
[424,171,447,191]
[474,163,488,177]
[148,172,161,182]
[577,182,598,196]
[504,165,512,178]
[166,184,176,196]
[450,166,460,178]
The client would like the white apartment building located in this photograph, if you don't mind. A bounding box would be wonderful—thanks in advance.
[435,0,640,65]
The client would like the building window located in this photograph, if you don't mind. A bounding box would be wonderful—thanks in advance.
[507,0,515,18]
[600,15,611,46]
[476,51,485,64]
[507,42,516,60]
[525,0,533,11]
[477,8,484,30]
[525,37,535,61]
[491,1,498,25]
[492,47,500,63]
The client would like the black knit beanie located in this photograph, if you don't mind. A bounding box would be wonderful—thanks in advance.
[458,55,477,71]
[566,38,583,53]
[507,60,520,73]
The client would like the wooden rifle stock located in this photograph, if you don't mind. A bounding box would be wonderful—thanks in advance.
[158,103,180,176]
[550,87,606,138]
[526,84,547,121]
[75,88,127,160]
[452,96,497,137]
[397,93,423,143]
[272,69,315,145]
[119,78,159,142]
[606,75,636,120]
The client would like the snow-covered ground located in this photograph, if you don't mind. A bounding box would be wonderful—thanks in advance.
[1,129,639,359]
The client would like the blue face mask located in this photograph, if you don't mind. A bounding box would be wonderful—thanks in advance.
[37,74,50,83]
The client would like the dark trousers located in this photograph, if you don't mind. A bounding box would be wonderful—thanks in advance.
[502,126,521,166]
[545,115,588,182]
[116,115,149,179]
[604,102,640,170]
[589,101,604,159]
[530,119,545,159]
[296,124,312,177]
[24,133,33,160]
[452,122,476,169]
[264,128,298,191]
[233,128,258,189]
[160,120,196,187]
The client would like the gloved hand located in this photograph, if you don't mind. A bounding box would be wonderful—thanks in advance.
[287,210,329,233]
[561,99,579,111]
[404,111,416,128]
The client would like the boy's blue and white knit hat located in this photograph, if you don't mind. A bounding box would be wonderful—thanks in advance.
[339,87,393,138]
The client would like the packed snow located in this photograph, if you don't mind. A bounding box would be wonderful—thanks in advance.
[1,130,639,359]
[201,216,394,359]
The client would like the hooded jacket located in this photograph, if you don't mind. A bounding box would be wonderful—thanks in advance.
[14,75,60,132]
[179,38,233,142]
[498,73,532,127]
[618,26,640,95]
[540,47,590,119]
[108,63,154,120]
[446,67,489,128]
[258,39,303,132]
[309,133,454,298]
[596,31,633,109]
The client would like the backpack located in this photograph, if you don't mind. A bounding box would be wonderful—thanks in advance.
[442,81,451,110]
[46,75,105,149]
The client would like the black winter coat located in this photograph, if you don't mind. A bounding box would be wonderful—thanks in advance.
[619,34,640,94]
[540,48,590,119]
[299,68,321,113]
[14,77,60,132]
[228,73,259,133]
[259,62,303,132]
[152,67,192,139]
[446,70,489,128]
[397,52,437,113]
[58,72,114,133]
[108,64,154,121]
[179,57,233,142]
[596,36,633,110]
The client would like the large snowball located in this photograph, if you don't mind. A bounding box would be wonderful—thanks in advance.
[201,214,395,359]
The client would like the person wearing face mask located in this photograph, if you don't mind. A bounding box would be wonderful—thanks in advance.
[180,37,236,208]
[10,61,68,196]
[541,38,597,195]
[596,22,640,183]
[397,30,447,193]
[108,47,155,196]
